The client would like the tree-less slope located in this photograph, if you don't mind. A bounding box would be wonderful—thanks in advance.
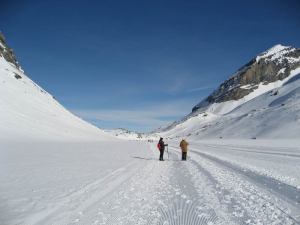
[153,45,300,140]
[0,32,114,142]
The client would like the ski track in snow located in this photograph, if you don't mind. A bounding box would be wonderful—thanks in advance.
[50,145,236,225]
[185,150,300,224]
[6,142,298,225]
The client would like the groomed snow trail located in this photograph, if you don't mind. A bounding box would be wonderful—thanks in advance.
[185,142,300,225]
[49,143,237,225]
[8,141,300,225]
[74,142,300,225]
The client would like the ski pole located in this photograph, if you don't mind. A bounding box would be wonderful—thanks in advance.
[167,146,169,160]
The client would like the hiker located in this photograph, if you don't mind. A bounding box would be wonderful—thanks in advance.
[158,137,168,161]
[180,138,189,161]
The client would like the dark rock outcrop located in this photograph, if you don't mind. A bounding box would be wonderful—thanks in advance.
[0,31,20,69]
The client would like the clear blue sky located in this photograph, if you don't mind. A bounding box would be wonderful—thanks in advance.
[1,0,300,133]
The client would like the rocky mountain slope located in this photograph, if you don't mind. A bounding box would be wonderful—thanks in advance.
[193,45,300,112]
[153,45,300,139]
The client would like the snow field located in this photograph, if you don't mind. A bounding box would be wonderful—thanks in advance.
[182,141,300,224]
[65,144,216,225]
[1,140,300,224]
[0,140,151,224]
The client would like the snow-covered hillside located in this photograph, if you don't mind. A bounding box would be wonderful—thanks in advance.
[153,47,300,140]
[103,128,159,140]
[0,52,117,142]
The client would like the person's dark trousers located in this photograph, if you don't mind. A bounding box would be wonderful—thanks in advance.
[182,152,187,161]
[159,149,164,161]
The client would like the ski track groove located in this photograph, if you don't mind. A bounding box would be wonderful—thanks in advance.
[195,143,300,159]
[169,149,242,225]
[86,157,173,225]
[191,143,300,192]
[193,150,300,205]
[59,144,238,224]
[174,145,300,224]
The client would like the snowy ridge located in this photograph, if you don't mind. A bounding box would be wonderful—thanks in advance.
[256,44,300,64]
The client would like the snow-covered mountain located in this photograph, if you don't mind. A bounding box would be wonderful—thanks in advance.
[0,31,116,142]
[193,45,300,109]
[153,45,300,140]
[103,128,159,140]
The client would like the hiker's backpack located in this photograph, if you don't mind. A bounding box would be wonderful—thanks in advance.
[157,142,161,149]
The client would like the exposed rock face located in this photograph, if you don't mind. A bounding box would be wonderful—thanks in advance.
[0,31,20,69]
[192,45,300,112]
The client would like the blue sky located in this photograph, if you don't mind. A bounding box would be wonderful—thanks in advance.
[1,0,300,133]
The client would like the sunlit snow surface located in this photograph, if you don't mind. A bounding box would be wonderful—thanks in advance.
[1,52,300,224]
[1,140,300,224]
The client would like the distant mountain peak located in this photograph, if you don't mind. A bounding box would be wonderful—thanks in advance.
[265,44,287,52]
[256,44,297,64]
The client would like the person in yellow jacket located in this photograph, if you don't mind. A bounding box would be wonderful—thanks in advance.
[179,138,189,161]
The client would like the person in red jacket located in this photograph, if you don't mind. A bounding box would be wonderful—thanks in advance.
[158,137,168,161]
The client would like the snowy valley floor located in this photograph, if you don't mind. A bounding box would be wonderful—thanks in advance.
[1,139,300,225]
